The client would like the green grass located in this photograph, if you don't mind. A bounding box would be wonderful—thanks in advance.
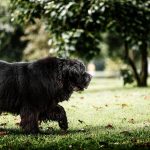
[0,78,150,150]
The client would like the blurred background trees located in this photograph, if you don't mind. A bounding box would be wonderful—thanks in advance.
[0,0,150,87]
[0,0,50,61]
[0,0,27,61]
[22,19,50,61]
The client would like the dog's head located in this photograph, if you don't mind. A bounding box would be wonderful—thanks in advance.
[64,59,92,91]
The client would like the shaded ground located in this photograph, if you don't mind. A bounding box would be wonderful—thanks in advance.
[0,78,150,149]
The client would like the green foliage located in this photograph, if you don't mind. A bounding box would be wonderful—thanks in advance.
[103,32,124,58]
[120,68,134,86]
[50,29,100,60]
[22,19,50,61]
[10,0,150,61]
[108,0,150,47]
[0,0,27,61]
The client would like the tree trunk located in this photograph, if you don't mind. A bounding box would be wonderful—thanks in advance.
[124,41,141,86]
[124,41,148,87]
[139,41,148,87]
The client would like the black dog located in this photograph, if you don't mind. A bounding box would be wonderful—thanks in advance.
[0,57,91,133]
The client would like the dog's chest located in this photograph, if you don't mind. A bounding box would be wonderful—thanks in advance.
[55,88,73,102]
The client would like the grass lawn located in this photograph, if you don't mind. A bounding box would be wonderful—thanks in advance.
[0,78,150,150]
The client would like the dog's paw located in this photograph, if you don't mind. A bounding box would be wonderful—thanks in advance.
[60,129,68,135]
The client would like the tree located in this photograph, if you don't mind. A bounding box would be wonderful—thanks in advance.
[0,0,27,61]
[106,0,150,87]
[10,0,150,86]
[21,19,50,61]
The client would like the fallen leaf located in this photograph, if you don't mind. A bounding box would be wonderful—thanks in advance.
[114,95,120,98]
[14,118,19,121]
[71,105,77,108]
[122,103,128,108]
[128,119,135,124]
[2,113,8,116]
[0,131,8,136]
[99,141,109,148]
[15,123,20,126]
[105,124,114,129]
[78,120,85,124]
[92,105,102,111]
[143,122,150,127]
[120,131,131,136]
[0,123,7,126]
[144,96,150,100]
[80,97,84,99]
[78,128,86,132]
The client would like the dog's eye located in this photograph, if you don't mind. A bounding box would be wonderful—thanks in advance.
[81,72,86,76]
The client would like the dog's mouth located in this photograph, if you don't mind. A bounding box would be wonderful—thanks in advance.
[73,82,90,92]
[73,86,85,91]
[73,73,92,92]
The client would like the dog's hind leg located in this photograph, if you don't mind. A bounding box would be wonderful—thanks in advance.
[20,107,39,134]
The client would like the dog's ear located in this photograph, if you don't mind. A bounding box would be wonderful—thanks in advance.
[68,66,80,81]
[61,60,79,83]
[61,59,85,81]
[62,65,78,78]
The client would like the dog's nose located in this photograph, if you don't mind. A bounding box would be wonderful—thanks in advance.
[84,73,92,83]
[86,73,92,81]
[88,74,92,80]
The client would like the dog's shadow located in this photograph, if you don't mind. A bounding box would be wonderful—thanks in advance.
[0,127,88,136]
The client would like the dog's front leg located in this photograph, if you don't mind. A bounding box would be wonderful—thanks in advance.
[39,105,68,131]
[51,105,68,131]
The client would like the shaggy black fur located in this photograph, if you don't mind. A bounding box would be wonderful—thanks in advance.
[0,57,91,134]
[39,105,68,131]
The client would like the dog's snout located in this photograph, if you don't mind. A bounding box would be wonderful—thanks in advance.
[85,72,92,81]
[88,73,92,80]
[82,72,92,88]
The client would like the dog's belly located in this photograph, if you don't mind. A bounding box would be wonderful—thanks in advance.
[55,88,73,102]
[0,98,21,114]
